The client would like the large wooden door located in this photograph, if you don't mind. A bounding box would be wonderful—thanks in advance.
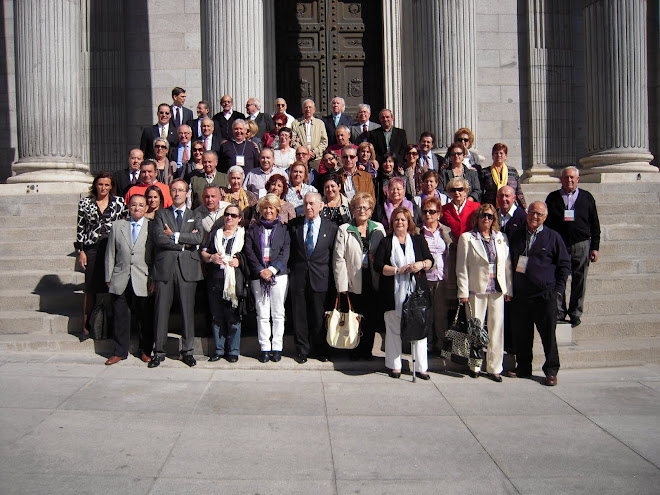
[275,0,384,118]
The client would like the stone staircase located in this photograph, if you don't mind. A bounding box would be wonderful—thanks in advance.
[0,184,658,369]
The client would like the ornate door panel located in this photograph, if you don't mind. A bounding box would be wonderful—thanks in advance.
[275,1,383,118]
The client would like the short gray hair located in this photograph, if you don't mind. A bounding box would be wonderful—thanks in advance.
[227,165,245,179]
[561,166,580,177]
[232,119,246,130]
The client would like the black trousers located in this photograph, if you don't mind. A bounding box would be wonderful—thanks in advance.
[291,279,328,358]
[111,279,154,358]
[512,291,560,377]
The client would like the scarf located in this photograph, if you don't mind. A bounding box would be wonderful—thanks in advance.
[258,217,281,299]
[383,198,414,231]
[391,233,416,316]
[490,164,509,206]
[213,226,245,308]
[234,187,251,211]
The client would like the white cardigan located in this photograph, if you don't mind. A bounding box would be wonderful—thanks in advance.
[333,221,386,294]
[456,230,512,299]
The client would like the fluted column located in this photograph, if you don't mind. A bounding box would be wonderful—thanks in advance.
[383,0,403,123]
[201,0,266,114]
[579,0,656,178]
[412,0,476,149]
[9,0,90,184]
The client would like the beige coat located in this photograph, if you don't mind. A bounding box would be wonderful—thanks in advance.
[456,230,512,299]
[333,221,386,294]
[291,118,329,170]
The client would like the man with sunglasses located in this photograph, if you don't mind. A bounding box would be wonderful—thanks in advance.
[338,145,375,201]
[139,103,179,159]
[508,201,570,386]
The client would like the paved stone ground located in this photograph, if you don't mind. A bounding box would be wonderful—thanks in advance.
[0,350,658,495]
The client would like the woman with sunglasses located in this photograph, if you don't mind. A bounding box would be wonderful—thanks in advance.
[264,114,288,150]
[318,149,342,174]
[480,143,527,209]
[152,137,177,185]
[400,143,426,195]
[178,139,206,183]
[420,196,454,354]
[440,142,481,202]
[441,177,480,239]
[456,203,512,380]
[201,204,248,363]
[245,194,290,363]
[448,127,483,176]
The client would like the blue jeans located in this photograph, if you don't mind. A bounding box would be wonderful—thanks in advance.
[207,278,241,356]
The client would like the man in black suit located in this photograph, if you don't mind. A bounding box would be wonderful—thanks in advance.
[418,132,442,171]
[114,149,144,197]
[199,118,222,153]
[323,97,353,146]
[170,86,193,128]
[168,125,193,172]
[212,94,245,141]
[245,97,274,140]
[187,100,212,139]
[368,109,408,165]
[139,103,179,159]
[148,179,203,368]
[288,192,338,363]
[350,103,381,144]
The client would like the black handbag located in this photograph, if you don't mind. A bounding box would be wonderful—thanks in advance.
[465,301,489,347]
[441,302,485,367]
[400,273,432,342]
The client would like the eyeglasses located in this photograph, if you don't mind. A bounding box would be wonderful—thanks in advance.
[422,209,438,215]
[528,211,546,218]
[343,155,357,160]
[354,206,371,212]
[296,152,308,156]
[458,138,470,143]
[154,145,168,149]
[224,212,240,219]
[479,213,495,220]
[449,187,465,193]
[449,152,464,157]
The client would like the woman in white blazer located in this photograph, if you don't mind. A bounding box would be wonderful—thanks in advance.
[333,192,386,360]
[456,203,512,381]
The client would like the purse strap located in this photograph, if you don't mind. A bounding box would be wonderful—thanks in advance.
[451,302,463,326]
[334,292,354,312]
[465,300,474,319]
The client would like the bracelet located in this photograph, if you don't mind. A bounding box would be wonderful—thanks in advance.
[394,267,398,275]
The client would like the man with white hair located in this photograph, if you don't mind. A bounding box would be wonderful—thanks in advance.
[245,97,275,141]
[272,97,295,127]
[544,166,600,328]
[350,103,380,143]
[291,99,328,171]
[322,96,352,146]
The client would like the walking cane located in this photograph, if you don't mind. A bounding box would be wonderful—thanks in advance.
[411,340,416,383]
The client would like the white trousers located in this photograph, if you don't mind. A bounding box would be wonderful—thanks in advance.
[384,310,428,373]
[251,275,288,352]
[469,292,504,374]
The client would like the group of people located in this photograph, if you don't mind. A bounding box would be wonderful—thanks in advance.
[75,88,601,385]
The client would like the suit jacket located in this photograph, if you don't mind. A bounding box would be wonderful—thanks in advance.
[113,168,140,198]
[139,123,179,159]
[419,152,441,172]
[350,121,381,144]
[105,218,151,297]
[499,206,527,241]
[171,106,193,128]
[456,230,512,299]
[439,166,482,203]
[441,200,481,239]
[190,172,229,210]
[187,117,223,141]
[245,221,290,279]
[288,216,338,293]
[322,113,353,146]
[368,127,408,165]
[291,118,329,170]
[249,112,275,140]
[212,110,246,141]
[149,207,203,282]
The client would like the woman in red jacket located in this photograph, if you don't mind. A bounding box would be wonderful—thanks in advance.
[441,177,480,239]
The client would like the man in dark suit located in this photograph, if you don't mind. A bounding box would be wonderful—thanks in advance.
[168,125,193,172]
[104,194,153,365]
[245,97,275,140]
[170,87,194,128]
[350,103,381,144]
[114,149,144,198]
[140,103,179,159]
[418,132,442,171]
[323,96,353,146]
[148,179,203,368]
[187,100,213,139]
[212,94,245,141]
[288,192,339,363]
[199,118,222,153]
[368,109,408,165]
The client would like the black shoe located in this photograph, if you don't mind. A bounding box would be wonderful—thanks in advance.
[570,317,581,328]
[296,354,307,364]
[79,332,91,342]
[468,370,479,378]
[208,354,222,362]
[389,370,401,379]
[259,352,271,363]
[270,351,281,362]
[317,355,328,362]
[148,355,161,368]
[226,355,238,363]
[182,355,196,367]
[415,372,431,380]
[488,373,503,383]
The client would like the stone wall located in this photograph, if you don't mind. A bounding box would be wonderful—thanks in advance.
[0,0,17,182]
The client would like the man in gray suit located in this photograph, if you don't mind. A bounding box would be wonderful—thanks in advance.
[104,195,153,365]
[350,103,380,144]
[148,179,203,368]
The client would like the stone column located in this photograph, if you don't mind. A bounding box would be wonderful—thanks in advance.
[579,0,657,180]
[201,0,266,114]
[411,0,477,150]
[263,0,277,109]
[382,0,403,124]
[9,0,90,184]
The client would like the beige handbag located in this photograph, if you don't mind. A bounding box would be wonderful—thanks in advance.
[325,293,363,349]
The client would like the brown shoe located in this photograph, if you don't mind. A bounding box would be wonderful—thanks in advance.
[105,356,126,366]
[544,375,558,386]
[504,370,517,378]
[140,353,152,363]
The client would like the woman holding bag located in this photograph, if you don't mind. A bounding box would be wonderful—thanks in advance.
[333,192,386,360]
[374,207,433,379]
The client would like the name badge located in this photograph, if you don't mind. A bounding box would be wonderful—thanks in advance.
[236,155,245,167]
[362,251,369,268]
[564,209,575,221]
[516,255,529,273]
[488,263,496,278]
[263,247,271,263]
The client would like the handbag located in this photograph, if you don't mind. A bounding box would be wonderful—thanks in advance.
[325,293,363,349]
[465,301,489,347]
[441,302,484,367]
[400,273,432,342]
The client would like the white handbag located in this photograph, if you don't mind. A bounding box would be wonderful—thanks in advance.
[325,293,363,349]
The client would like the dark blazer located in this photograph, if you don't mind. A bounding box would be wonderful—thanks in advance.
[171,106,193,127]
[350,121,381,144]
[187,117,223,141]
[368,127,408,165]
[245,222,290,279]
[373,233,433,312]
[113,168,140,197]
[322,113,353,146]
[500,206,527,241]
[288,216,338,293]
[439,166,482,203]
[149,207,203,282]
[212,110,246,141]
[139,123,179,159]
[250,112,275,141]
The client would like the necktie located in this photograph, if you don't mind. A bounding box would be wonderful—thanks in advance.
[334,115,339,127]
[176,209,183,230]
[182,145,189,162]
[363,124,367,133]
[174,107,180,126]
[160,125,166,138]
[205,136,210,150]
[131,172,138,184]
[305,220,314,257]
[131,222,139,244]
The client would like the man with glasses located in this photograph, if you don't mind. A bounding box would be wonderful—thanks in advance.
[339,145,375,201]
[170,125,193,171]
[272,98,295,128]
[212,94,245,141]
[295,145,318,186]
[245,97,275,141]
[139,103,179,159]
[508,201,570,386]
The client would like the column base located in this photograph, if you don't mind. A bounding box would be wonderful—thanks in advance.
[520,166,561,184]
[8,160,93,186]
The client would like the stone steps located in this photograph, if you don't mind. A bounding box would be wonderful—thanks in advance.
[0,256,76,272]
[597,240,658,257]
[0,227,76,241]
[2,215,77,228]
[585,273,660,295]
[0,311,81,334]
[0,203,79,217]
[0,270,85,290]
[0,289,82,312]
[0,239,75,256]
[572,313,660,340]
[598,202,660,215]
[582,291,660,316]
[588,257,660,275]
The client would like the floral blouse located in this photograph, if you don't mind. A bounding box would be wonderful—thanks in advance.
[75,196,126,250]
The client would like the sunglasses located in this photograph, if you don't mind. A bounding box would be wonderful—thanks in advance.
[224,212,240,219]
[154,145,168,149]
[449,152,464,157]
[407,152,419,156]
[449,187,465,193]
[343,155,357,160]
[192,148,204,153]
[480,213,495,220]
[458,138,470,142]
[422,209,438,215]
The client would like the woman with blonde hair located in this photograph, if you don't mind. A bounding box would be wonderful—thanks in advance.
[357,141,379,178]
